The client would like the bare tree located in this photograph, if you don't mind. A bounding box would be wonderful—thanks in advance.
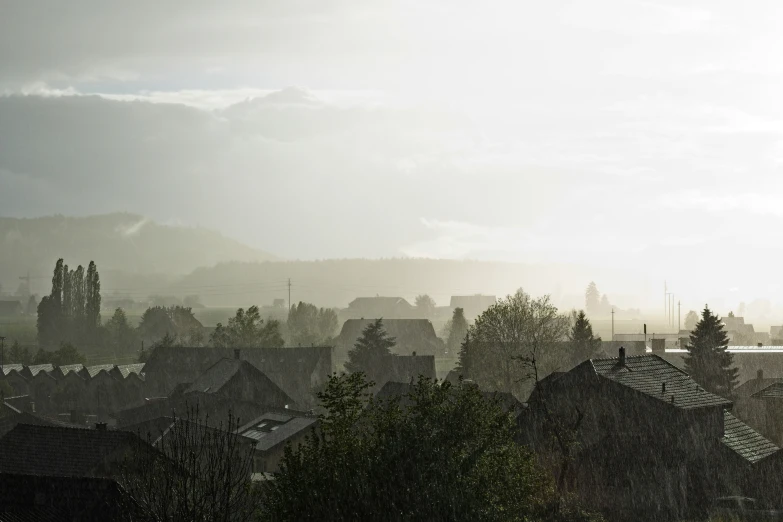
[118,406,257,522]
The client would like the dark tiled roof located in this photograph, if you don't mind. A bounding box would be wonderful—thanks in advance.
[722,410,779,463]
[752,382,783,400]
[0,411,58,439]
[237,412,317,453]
[0,424,141,478]
[186,358,243,394]
[735,378,783,398]
[590,354,732,410]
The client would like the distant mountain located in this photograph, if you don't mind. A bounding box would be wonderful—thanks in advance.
[0,213,279,293]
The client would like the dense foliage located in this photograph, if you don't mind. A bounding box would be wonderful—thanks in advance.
[414,294,436,319]
[31,342,86,366]
[286,302,338,346]
[457,290,569,397]
[210,306,284,348]
[260,373,600,522]
[137,305,204,347]
[37,259,102,349]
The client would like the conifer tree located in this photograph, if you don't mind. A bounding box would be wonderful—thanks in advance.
[345,318,396,380]
[684,305,739,397]
[569,310,602,366]
[585,282,600,313]
[446,307,469,355]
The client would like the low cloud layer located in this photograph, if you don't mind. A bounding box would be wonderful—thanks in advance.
[4,1,783,307]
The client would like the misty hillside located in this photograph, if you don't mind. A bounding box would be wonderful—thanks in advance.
[170,258,645,311]
[0,214,278,289]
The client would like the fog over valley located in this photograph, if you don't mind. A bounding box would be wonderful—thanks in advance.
[5,3,783,521]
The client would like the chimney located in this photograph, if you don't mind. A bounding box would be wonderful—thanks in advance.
[234,349,240,360]
[95,422,107,431]
[412,351,417,357]
[70,410,80,424]
[662,382,666,394]
[758,369,764,381]
[758,342,763,348]
[618,346,626,366]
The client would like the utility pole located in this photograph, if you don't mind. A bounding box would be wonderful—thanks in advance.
[611,308,615,341]
[0,336,5,370]
[664,281,668,323]
[678,300,681,332]
[288,278,292,311]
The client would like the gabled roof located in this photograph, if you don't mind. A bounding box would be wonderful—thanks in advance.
[115,363,145,379]
[735,377,783,398]
[1,364,24,377]
[184,359,294,408]
[0,411,58,439]
[185,358,245,394]
[0,424,143,478]
[588,354,732,410]
[751,382,783,400]
[348,297,414,308]
[24,364,54,378]
[55,364,85,378]
[722,410,779,464]
[237,412,317,453]
[84,365,115,379]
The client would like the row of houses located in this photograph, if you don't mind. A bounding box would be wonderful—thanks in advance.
[6,341,783,519]
[1,363,146,420]
[0,339,441,519]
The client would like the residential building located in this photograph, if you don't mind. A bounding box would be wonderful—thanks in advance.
[0,300,22,317]
[521,348,783,519]
[344,297,416,319]
[333,318,444,365]
[237,410,318,473]
[449,295,496,320]
[142,345,333,408]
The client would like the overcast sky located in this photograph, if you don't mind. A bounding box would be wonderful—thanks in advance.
[2,0,783,310]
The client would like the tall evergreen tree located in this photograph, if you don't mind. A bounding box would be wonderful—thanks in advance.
[446,307,469,356]
[585,282,599,313]
[684,306,739,397]
[345,319,396,381]
[568,310,602,366]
